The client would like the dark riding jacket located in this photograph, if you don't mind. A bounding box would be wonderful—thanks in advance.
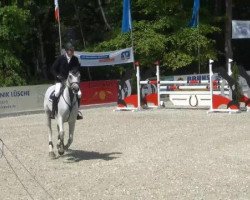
[52,54,80,82]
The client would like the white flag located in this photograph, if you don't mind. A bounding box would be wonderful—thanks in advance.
[54,0,60,22]
[232,20,250,39]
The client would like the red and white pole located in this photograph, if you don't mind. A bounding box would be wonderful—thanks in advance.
[155,61,161,107]
[135,61,141,110]
[209,59,214,111]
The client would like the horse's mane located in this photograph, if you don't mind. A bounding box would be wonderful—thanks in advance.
[69,69,80,76]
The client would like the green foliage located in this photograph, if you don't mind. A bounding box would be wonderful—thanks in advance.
[0,0,249,85]
[0,5,30,86]
[136,0,180,17]
[87,0,220,72]
[231,62,243,102]
[93,0,220,72]
[164,25,220,70]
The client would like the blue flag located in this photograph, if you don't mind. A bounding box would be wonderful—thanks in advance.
[122,0,132,33]
[189,0,200,28]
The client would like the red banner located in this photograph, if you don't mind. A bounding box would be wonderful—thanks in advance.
[80,80,118,105]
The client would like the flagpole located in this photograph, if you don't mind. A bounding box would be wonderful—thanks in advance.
[129,2,135,69]
[57,1,62,54]
[58,15,62,54]
[197,9,200,73]
[55,0,62,54]
[189,0,200,73]
[131,31,135,70]
[122,0,134,58]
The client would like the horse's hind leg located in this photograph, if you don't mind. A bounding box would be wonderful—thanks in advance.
[46,111,56,159]
[57,117,65,155]
[65,121,76,151]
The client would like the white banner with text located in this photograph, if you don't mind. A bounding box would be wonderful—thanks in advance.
[75,47,134,67]
[0,84,51,115]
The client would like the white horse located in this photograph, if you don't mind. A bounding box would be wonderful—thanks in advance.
[44,71,81,158]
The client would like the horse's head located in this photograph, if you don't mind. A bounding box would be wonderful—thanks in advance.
[66,70,81,94]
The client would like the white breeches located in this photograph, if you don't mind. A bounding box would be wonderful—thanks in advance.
[55,83,62,97]
[55,82,81,98]
[78,90,82,98]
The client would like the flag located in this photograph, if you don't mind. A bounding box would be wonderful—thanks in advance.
[122,0,132,33]
[189,0,200,28]
[232,20,250,39]
[54,0,60,22]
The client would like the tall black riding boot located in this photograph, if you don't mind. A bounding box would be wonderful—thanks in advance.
[77,97,83,120]
[50,95,58,119]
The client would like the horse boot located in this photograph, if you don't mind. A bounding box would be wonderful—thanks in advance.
[50,95,59,119]
[77,97,83,120]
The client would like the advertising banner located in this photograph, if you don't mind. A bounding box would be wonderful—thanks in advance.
[0,84,51,115]
[161,73,210,82]
[80,80,118,105]
[75,47,134,67]
[232,20,250,39]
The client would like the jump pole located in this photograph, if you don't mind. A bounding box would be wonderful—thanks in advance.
[135,61,141,110]
[228,58,233,76]
[156,61,161,108]
[209,59,214,112]
[208,58,240,113]
[228,58,233,105]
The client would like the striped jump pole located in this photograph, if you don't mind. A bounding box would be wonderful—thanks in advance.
[159,80,210,85]
[135,61,141,110]
[208,58,240,113]
[156,61,161,108]
[209,59,214,112]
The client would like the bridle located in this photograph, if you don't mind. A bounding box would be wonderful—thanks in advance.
[61,73,80,120]
[67,81,80,94]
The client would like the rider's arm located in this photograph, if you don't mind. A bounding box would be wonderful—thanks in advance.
[71,56,81,73]
[51,56,61,79]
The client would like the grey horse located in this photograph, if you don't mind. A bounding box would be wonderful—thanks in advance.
[44,71,81,158]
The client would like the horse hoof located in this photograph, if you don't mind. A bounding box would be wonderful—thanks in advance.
[64,145,69,151]
[49,152,56,159]
[58,149,64,155]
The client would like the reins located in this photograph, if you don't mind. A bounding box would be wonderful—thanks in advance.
[61,80,79,121]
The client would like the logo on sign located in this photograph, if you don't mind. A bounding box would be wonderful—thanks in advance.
[121,50,130,60]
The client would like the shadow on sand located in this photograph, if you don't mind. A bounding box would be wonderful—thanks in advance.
[60,149,122,162]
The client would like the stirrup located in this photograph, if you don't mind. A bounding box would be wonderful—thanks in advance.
[77,111,83,120]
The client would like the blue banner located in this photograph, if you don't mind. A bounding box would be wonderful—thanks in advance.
[189,0,200,28]
[122,0,132,33]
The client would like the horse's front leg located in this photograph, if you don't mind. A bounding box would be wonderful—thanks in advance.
[57,117,65,155]
[65,121,76,151]
[46,111,56,159]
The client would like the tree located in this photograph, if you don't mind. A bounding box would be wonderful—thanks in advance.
[92,0,220,73]
[1,0,250,85]
[0,5,30,86]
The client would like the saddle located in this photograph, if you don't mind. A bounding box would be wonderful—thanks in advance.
[49,85,65,102]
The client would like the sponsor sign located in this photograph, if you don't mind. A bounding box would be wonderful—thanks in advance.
[162,73,212,82]
[232,20,250,39]
[80,80,118,105]
[174,74,210,81]
[0,84,51,114]
[75,47,134,67]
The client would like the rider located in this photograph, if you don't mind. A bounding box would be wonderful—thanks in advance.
[50,42,83,120]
